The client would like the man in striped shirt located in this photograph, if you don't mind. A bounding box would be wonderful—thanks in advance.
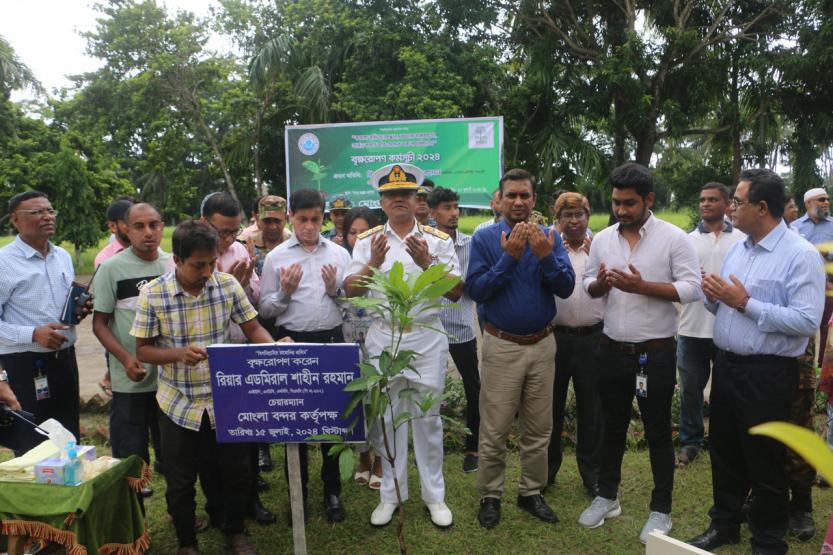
[132,220,275,555]
[429,186,481,473]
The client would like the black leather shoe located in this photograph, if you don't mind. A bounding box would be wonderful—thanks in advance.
[258,445,273,472]
[251,497,277,525]
[324,494,346,523]
[686,526,740,551]
[478,497,501,529]
[517,494,558,523]
[256,475,270,492]
[789,511,815,541]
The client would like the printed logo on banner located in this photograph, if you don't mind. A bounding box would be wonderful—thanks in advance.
[468,122,495,149]
[298,133,320,156]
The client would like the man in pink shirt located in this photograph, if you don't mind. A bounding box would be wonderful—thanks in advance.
[94,197,136,397]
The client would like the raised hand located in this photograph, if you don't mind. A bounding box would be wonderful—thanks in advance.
[228,258,254,288]
[279,263,304,296]
[321,264,339,296]
[606,264,645,294]
[405,235,432,270]
[369,233,390,268]
[528,225,556,259]
[501,222,528,260]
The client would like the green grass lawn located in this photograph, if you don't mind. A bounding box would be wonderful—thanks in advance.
[13,414,819,554]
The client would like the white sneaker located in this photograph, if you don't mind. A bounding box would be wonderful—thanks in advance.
[426,502,453,528]
[370,502,397,526]
[639,511,672,544]
[578,496,621,528]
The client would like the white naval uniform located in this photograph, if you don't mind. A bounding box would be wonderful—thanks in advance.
[346,220,461,504]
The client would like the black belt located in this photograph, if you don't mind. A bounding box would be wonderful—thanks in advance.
[554,322,603,337]
[720,350,793,365]
[600,335,675,355]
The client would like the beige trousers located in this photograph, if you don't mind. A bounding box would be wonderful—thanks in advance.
[477,332,556,499]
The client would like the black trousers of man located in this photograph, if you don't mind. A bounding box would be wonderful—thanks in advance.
[547,327,603,491]
[159,410,251,548]
[448,339,480,453]
[111,390,162,513]
[596,337,676,514]
[1,348,80,448]
[708,351,797,555]
[276,325,343,500]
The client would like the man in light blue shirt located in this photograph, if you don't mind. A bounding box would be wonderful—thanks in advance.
[0,191,83,443]
[687,169,825,555]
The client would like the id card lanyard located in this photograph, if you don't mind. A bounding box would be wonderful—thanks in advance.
[635,352,648,398]
[34,358,50,401]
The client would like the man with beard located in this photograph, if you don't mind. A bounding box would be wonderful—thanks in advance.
[95,197,136,396]
[428,186,481,473]
[132,220,275,555]
[675,183,745,468]
[467,168,575,529]
[687,169,825,554]
[0,192,89,444]
[345,164,463,529]
[92,203,169,506]
[579,163,701,544]
[250,195,291,277]
[793,188,833,365]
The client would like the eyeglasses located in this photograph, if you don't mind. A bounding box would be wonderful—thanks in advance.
[730,197,755,208]
[559,211,587,221]
[17,208,58,218]
[207,221,241,238]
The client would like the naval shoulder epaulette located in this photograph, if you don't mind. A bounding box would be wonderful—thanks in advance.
[421,225,450,240]
[357,225,384,240]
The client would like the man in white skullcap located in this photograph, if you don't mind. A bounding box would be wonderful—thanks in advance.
[344,163,463,529]
[793,187,833,365]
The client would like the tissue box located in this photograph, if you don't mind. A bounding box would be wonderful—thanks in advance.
[77,445,96,461]
[35,458,69,485]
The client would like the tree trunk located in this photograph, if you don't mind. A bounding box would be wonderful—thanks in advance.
[254,94,270,197]
[634,135,655,167]
[729,48,742,183]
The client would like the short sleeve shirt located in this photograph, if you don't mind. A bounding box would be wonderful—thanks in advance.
[130,271,258,431]
[92,248,171,393]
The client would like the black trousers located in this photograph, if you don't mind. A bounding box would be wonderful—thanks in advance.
[548,330,603,490]
[276,325,343,499]
[1,348,80,443]
[708,351,796,555]
[158,410,252,548]
[596,338,676,514]
[448,339,480,453]
[110,391,161,463]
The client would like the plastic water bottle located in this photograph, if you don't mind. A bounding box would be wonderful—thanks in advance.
[64,440,82,486]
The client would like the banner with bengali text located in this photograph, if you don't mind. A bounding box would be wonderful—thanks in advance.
[208,343,365,444]
[285,117,504,209]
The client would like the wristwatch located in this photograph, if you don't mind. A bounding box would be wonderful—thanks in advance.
[736,295,751,314]
[0,370,8,383]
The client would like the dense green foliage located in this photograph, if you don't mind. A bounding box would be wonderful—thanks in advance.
[3,0,833,252]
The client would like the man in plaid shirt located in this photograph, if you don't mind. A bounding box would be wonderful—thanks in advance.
[131,220,274,555]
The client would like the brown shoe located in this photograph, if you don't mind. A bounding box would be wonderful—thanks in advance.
[176,547,202,555]
[225,533,258,555]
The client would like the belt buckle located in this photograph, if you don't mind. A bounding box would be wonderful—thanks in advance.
[621,342,638,355]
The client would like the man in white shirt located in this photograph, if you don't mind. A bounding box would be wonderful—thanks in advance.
[676,183,745,467]
[579,163,702,544]
[344,163,462,529]
[547,192,605,498]
[259,188,352,523]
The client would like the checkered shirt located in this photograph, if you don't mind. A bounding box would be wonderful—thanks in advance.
[130,271,258,431]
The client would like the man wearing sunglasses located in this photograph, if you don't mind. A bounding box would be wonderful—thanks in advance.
[0,191,87,447]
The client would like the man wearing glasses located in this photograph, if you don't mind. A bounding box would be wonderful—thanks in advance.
[687,170,825,554]
[0,191,85,445]
[199,192,276,526]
